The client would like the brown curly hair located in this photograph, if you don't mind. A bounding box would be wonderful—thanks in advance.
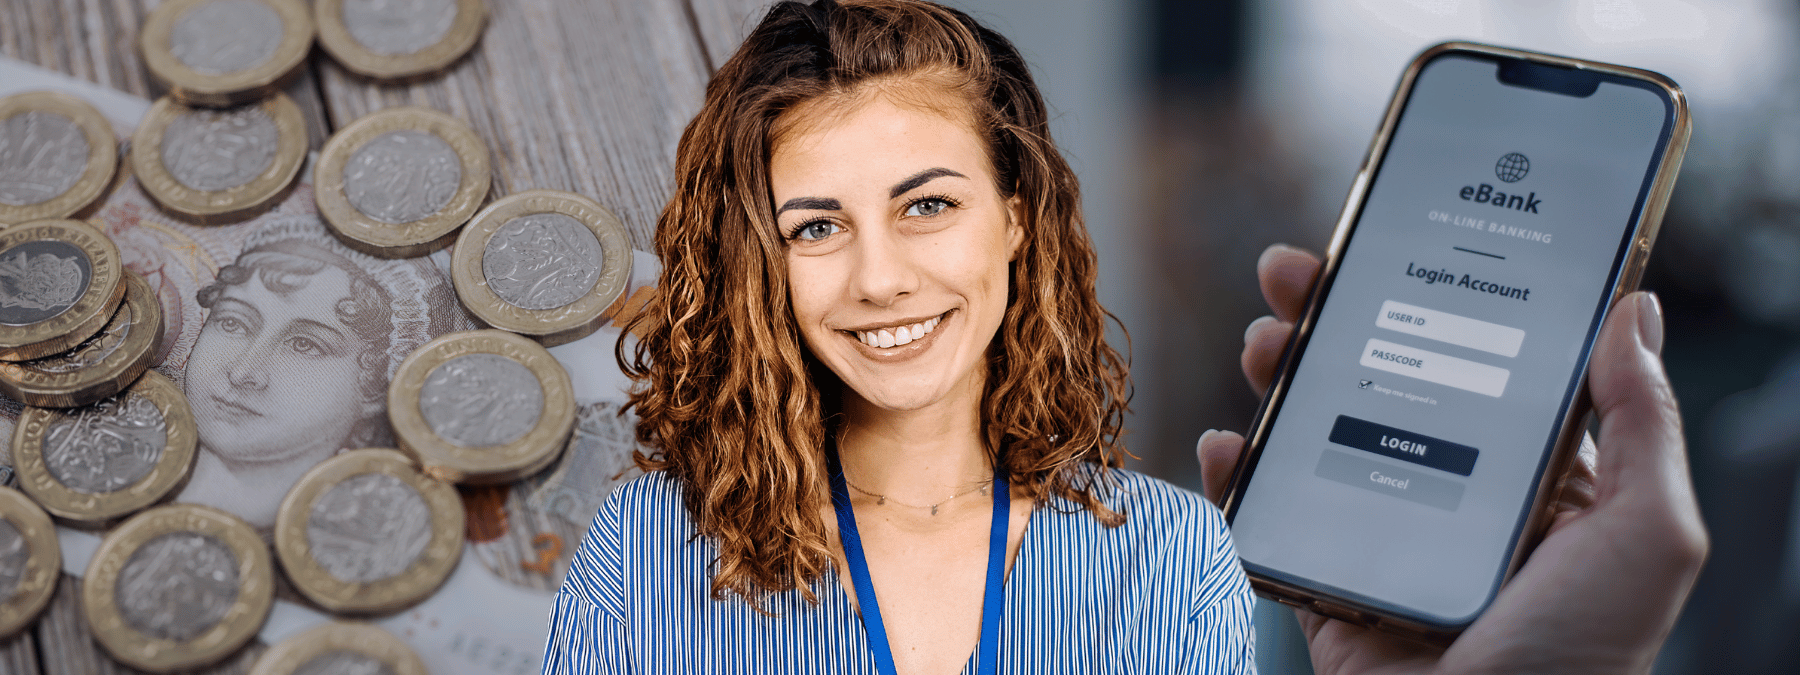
[622,0,1131,607]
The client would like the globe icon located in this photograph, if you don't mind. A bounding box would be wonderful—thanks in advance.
[1495,152,1530,183]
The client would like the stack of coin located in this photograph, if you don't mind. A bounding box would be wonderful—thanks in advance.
[10,371,199,527]
[140,0,315,107]
[0,272,165,408]
[315,0,487,80]
[0,219,127,362]
[131,93,308,223]
[250,622,427,675]
[82,504,273,672]
[0,91,118,225]
[0,487,59,639]
[388,329,576,484]
[451,190,632,346]
[274,449,464,614]
[316,107,492,258]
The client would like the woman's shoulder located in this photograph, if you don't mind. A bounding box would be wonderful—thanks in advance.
[1029,464,1249,619]
[1039,463,1228,538]
[558,471,698,615]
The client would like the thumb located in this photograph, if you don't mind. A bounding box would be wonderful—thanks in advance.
[1586,291,1703,536]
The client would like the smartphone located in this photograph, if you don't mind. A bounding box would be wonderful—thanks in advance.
[1220,42,1690,640]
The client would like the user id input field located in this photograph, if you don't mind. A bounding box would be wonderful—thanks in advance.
[1360,338,1511,398]
[1376,300,1525,357]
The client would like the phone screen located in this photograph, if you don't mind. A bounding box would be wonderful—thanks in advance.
[1229,52,1676,624]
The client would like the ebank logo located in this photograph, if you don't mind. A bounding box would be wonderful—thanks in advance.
[1494,152,1530,183]
[1462,152,1541,213]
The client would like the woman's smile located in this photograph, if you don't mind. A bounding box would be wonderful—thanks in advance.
[840,309,955,361]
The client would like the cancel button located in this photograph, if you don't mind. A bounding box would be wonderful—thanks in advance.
[1315,449,1465,511]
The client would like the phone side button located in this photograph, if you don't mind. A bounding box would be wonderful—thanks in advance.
[1314,448,1466,511]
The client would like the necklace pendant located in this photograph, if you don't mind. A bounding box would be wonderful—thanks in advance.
[980,485,988,496]
[931,504,939,516]
[877,496,886,505]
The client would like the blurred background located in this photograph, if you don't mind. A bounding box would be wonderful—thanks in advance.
[942,0,1800,672]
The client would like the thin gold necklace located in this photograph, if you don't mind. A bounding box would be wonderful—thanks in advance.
[840,474,995,516]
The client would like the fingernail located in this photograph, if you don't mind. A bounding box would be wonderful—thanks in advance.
[1198,429,1220,449]
[1257,244,1297,273]
[1636,291,1664,355]
[1245,315,1276,345]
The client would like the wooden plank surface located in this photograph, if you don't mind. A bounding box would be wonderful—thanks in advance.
[315,0,715,250]
[688,0,778,70]
[0,0,332,149]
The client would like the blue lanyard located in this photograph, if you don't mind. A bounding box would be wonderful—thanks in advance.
[828,448,1008,675]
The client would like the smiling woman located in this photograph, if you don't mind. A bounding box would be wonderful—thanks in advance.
[540,1,1254,673]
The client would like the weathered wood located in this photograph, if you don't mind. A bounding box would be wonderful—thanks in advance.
[687,0,777,70]
[0,0,332,150]
[0,629,40,675]
[315,0,714,250]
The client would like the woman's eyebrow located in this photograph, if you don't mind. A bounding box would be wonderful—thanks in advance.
[889,167,966,199]
[777,197,841,214]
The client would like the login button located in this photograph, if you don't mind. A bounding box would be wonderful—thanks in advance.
[1328,415,1479,476]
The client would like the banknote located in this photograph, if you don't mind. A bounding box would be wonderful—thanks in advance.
[2,56,652,675]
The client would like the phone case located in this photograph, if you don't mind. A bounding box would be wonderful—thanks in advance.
[1219,41,1691,643]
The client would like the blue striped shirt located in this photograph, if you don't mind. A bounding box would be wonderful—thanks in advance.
[542,466,1257,673]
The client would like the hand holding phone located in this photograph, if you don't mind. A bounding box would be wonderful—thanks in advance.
[1199,245,1706,673]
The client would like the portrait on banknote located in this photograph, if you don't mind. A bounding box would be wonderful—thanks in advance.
[178,216,472,528]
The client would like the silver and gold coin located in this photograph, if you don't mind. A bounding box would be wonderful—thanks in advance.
[140,0,315,107]
[11,370,198,526]
[451,190,631,346]
[0,91,118,224]
[0,219,127,362]
[0,487,59,639]
[274,448,464,614]
[316,107,491,258]
[249,622,427,675]
[82,504,273,673]
[0,272,164,408]
[389,329,575,484]
[316,0,486,80]
[131,93,307,223]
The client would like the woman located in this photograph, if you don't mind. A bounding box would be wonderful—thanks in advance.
[548,0,1253,671]
[177,216,468,528]
[546,1,1705,673]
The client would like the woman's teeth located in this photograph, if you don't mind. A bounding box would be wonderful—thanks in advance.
[856,315,941,348]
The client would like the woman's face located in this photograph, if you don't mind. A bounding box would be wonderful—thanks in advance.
[184,261,374,464]
[773,90,1022,414]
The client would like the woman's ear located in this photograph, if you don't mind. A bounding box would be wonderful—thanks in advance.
[1006,195,1025,261]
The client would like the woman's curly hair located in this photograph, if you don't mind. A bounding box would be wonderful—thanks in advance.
[621,0,1131,607]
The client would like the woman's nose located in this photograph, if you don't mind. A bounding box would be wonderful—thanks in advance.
[226,357,267,391]
[851,224,920,308]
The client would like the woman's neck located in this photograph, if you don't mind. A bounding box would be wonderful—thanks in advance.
[836,373,991,506]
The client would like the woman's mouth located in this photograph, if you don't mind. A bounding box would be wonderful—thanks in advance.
[841,310,954,360]
[210,395,263,420]
[851,312,944,348]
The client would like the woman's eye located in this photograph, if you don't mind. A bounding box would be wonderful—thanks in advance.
[906,198,950,217]
[213,316,247,335]
[794,221,841,241]
[287,336,325,356]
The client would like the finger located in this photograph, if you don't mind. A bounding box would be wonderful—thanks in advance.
[1241,316,1294,397]
[1257,244,1322,323]
[1197,429,1245,504]
[1586,291,1707,557]
[1545,432,1600,533]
